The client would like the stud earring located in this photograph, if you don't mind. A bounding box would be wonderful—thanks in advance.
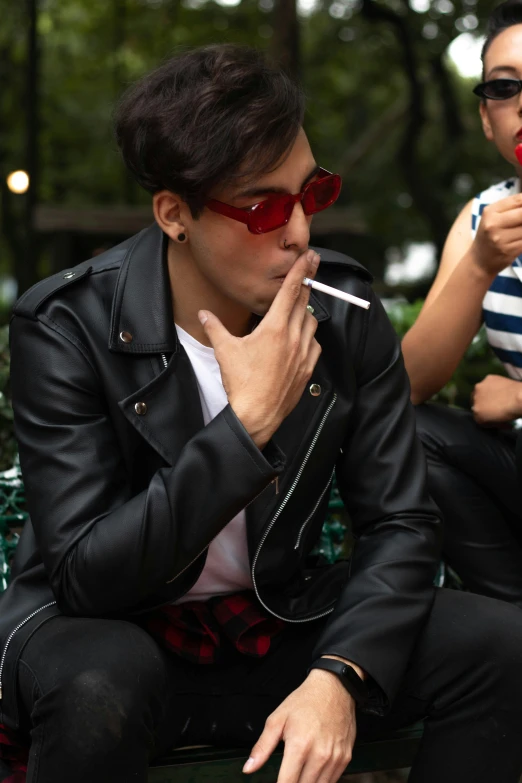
[178,232,187,242]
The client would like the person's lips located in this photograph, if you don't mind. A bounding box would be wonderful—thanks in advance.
[271,268,292,281]
[516,127,522,141]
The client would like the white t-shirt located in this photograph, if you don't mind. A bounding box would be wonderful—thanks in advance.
[174,324,253,603]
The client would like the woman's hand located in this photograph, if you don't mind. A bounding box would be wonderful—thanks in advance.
[471,193,522,278]
[471,374,522,425]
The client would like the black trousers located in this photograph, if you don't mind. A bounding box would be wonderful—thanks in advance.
[14,589,522,783]
[415,403,522,606]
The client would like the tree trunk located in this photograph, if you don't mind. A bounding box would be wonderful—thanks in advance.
[271,0,301,81]
[19,0,41,295]
[361,0,450,258]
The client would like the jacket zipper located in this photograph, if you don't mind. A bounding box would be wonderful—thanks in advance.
[0,601,57,699]
[294,468,335,550]
[161,353,168,369]
[251,393,337,623]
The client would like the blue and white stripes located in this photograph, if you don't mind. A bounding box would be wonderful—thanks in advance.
[473,178,522,380]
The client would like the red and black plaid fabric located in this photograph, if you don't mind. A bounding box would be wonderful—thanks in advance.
[0,724,28,783]
[142,590,284,664]
[0,591,284,781]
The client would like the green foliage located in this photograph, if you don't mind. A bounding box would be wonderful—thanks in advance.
[0,0,515,283]
[0,325,16,471]
[387,298,506,408]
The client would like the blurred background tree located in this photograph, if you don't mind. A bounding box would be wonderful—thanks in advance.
[0,0,512,304]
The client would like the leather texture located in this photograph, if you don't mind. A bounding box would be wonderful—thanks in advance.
[0,224,442,727]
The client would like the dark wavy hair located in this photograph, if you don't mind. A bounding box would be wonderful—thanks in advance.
[114,45,305,216]
[481,0,522,71]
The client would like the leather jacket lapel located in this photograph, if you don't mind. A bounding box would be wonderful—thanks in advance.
[119,348,204,466]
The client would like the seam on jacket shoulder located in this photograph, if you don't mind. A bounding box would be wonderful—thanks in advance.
[38,313,99,379]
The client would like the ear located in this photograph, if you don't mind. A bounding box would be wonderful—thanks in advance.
[153,191,189,242]
[479,101,494,142]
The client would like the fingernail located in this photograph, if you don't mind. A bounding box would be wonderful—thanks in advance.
[310,253,320,270]
[198,311,208,325]
[243,757,255,773]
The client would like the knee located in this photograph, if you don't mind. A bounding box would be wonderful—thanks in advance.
[414,403,470,456]
[439,593,522,692]
[33,621,165,758]
[60,668,139,756]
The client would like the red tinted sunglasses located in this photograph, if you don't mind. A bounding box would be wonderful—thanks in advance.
[205,168,342,235]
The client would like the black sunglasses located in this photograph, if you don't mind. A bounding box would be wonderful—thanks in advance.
[473,78,522,100]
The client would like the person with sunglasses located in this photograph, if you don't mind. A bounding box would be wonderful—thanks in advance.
[2,43,522,783]
[402,0,522,607]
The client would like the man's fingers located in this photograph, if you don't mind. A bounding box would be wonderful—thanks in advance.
[280,743,351,783]
[304,338,322,379]
[275,738,307,783]
[299,311,319,350]
[198,310,232,352]
[291,251,321,322]
[268,251,320,324]
[286,252,321,333]
[243,718,283,774]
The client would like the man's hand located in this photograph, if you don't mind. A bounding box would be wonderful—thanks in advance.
[199,250,322,449]
[243,668,356,783]
[471,374,522,425]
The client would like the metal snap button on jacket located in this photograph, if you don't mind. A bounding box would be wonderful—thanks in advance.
[63,271,75,279]
[134,402,147,415]
[309,383,321,397]
[119,331,133,344]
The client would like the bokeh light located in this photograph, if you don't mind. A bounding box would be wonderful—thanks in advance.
[6,170,29,195]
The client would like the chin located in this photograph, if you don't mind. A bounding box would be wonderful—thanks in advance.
[237,283,275,315]
[250,302,272,317]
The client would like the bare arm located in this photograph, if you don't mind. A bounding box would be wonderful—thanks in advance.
[402,200,491,405]
[403,192,522,405]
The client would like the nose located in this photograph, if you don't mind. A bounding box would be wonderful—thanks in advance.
[281,200,311,252]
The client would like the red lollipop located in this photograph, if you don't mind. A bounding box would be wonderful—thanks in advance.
[516,143,522,165]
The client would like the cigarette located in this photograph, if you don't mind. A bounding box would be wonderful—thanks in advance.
[302,278,370,310]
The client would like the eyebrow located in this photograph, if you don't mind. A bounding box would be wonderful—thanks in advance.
[486,65,519,78]
[233,165,321,200]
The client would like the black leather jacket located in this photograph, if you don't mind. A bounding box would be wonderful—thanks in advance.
[0,224,442,729]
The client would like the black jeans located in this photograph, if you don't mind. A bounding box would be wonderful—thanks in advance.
[14,589,522,783]
[415,403,522,606]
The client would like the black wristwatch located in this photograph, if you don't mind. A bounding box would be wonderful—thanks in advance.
[308,658,370,708]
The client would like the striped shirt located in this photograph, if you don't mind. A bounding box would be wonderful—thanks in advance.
[473,178,522,380]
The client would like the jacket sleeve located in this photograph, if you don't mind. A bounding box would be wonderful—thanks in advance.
[9,312,284,616]
[312,287,443,714]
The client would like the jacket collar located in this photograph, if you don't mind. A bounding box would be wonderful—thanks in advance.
[109,223,177,354]
[108,222,330,354]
